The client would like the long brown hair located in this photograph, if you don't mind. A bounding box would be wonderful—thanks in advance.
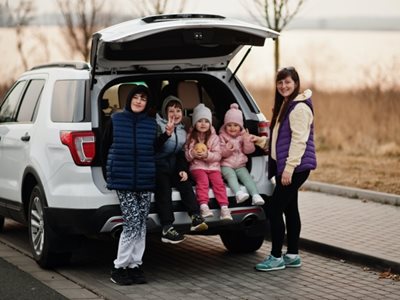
[188,125,211,145]
[270,67,300,130]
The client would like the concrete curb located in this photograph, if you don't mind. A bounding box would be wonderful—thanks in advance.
[299,238,400,274]
[303,180,400,206]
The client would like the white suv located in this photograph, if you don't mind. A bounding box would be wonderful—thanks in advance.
[0,14,278,268]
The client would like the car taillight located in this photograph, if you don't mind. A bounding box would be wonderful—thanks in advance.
[258,121,270,137]
[60,131,96,166]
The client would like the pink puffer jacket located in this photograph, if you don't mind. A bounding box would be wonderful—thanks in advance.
[185,126,222,171]
[219,128,255,169]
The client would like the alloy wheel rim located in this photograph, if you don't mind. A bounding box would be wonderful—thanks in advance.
[30,195,44,256]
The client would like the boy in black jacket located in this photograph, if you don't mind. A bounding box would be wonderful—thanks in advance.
[155,96,208,244]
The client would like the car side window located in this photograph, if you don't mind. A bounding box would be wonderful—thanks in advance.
[51,80,85,122]
[0,81,26,123]
[17,79,45,122]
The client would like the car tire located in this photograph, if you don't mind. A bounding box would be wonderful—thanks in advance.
[220,230,265,253]
[28,185,71,268]
[0,215,4,232]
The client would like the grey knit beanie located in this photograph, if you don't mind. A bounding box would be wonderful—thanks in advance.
[192,103,212,126]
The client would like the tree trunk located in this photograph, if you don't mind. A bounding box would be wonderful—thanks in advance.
[274,37,280,74]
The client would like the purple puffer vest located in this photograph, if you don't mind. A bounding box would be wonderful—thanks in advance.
[269,98,317,179]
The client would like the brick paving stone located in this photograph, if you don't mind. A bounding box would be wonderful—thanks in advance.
[299,191,400,268]
[2,188,400,300]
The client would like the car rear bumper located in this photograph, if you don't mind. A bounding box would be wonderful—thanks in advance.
[44,205,121,235]
[44,198,268,237]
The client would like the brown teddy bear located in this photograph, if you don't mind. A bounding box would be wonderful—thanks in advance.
[194,143,207,154]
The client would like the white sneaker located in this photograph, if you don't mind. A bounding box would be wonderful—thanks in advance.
[252,194,265,206]
[235,191,250,203]
[200,204,214,218]
[220,206,233,221]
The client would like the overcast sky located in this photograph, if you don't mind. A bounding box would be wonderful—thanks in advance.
[31,0,400,19]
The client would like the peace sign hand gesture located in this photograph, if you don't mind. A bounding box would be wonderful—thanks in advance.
[165,115,175,136]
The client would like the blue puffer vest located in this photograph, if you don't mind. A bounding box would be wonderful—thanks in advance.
[155,115,187,171]
[106,110,157,191]
[272,98,317,177]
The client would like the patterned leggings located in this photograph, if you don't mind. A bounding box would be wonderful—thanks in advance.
[114,190,151,269]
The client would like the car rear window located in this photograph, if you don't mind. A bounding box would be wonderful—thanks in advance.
[17,79,45,122]
[51,80,86,122]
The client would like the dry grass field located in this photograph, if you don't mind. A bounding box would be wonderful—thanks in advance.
[250,86,400,195]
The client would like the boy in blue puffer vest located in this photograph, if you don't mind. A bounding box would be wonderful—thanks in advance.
[101,84,157,286]
[155,96,208,244]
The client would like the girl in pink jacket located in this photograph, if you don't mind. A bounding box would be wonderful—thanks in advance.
[185,104,232,220]
[219,104,265,206]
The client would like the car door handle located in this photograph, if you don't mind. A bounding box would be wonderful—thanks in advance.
[21,135,30,142]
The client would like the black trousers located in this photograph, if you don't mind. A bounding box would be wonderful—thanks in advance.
[155,170,200,226]
[268,170,310,257]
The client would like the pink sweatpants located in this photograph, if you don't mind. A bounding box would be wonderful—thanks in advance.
[191,169,229,207]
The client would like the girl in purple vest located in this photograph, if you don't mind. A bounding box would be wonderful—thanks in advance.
[255,67,317,272]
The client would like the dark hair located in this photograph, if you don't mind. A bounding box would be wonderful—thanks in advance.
[270,67,300,129]
[165,99,183,113]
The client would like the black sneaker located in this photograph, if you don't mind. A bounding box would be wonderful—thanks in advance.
[190,214,208,232]
[161,226,186,244]
[110,267,133,285]
[127,266,147,284]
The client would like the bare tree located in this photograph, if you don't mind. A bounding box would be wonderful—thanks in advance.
[0,1,11,27]
[135,0,187,16]
[245,0,305,73]
[5,0,35,70]
[57,0,111,61]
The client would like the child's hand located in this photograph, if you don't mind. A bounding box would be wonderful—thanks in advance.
[226,142,234,151]
[179,171,188,181]
[191,149,201,159]
[198,150,208,160]
[192,149,208,160]
[165,115,175,136]
[243,129,254,142]
[221,135,234,151]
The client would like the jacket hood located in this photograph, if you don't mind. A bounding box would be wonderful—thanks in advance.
[161,95,183,119]
[294,89,312,101]
[125,85,153,113]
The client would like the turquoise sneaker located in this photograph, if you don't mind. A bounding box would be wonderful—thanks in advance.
[283,254,302,268]
[255,255,285,272]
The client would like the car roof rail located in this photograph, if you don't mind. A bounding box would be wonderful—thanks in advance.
[30,61,90,71]
[142,14,225,23]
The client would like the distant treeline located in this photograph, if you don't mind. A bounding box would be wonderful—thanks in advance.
[1,12,400,31]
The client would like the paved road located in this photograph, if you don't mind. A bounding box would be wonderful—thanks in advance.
[1,199,400,300]
[0,256,67,300]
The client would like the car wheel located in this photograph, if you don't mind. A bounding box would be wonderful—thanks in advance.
[28,185,71,268]
[220,230,265,253]
[0,215,4,232]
